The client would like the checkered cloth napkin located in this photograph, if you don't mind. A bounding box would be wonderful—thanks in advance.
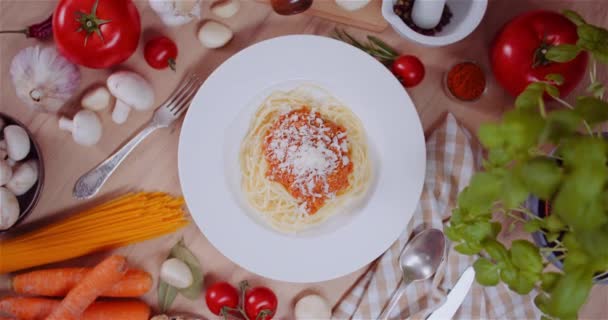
[333,114,540,320]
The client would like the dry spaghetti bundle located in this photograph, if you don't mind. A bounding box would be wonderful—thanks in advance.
[0,192,189,273]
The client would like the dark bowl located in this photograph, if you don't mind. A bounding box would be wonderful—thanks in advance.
[0,113,44,233]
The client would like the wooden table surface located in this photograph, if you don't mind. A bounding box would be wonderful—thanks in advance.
[1,0,607,318]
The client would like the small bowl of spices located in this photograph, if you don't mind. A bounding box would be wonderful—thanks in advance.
[382,0,487,47]
[444,61,486,102]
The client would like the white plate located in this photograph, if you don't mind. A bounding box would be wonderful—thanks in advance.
[179,35,426,282]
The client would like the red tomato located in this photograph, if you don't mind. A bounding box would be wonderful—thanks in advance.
[205,282,239,315]
[145,36,178,70]
[490,10,588,97]
[244,286,278,320]
[53,0,141,69]
[391,55,425,88]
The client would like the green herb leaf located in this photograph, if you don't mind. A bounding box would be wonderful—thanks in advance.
[478,123,503,149]
[444,224,462,242]
[491,222,502,237]
[511,240,543,274]
[473,258,499,286]
[576,227,608,263]
[546,44,582,62]
[541,272,562,292]
[535,293,552,316]
[562,10,586,26]
[559,136,607,168]
[586,81,605,98]
[545,74,565,85]
[507,270,538,294]
[502,170,528,208]
[577,24,608,64]
[462,221,494,243]
[367,35,399,57]
[546,268,593,319]
[563,249,589,272]
[545,232,560,243]
[524,219,542,233]
[515,82,545,110]
[543,214,566,233]
[574,96,608,124]
[158,280,178,313]
[455,242,482,255]
[458,172,502,216]
[482,239,510,263]
[518,158,562,199]
[542,109,582,143]
[544,84,560,98]
[170,239,204,300]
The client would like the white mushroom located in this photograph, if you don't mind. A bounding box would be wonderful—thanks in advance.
[0,159,12,186]
[0,187,20,230]
[211,0,240,18]
[335,0,371,11]
[0,125,31,161]
[294,294,332,320]
[198,21,233,49]
[160,258,193,289]
[107,71,155,124]
[6,160,38,196]
[59,110,103,146]
[82,86,112,111]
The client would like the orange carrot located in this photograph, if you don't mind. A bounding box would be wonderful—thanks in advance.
[46,255,128,320]
[11,269,152,297]
[0,297,150,320]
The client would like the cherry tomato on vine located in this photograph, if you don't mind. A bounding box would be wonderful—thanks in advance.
[205,282,239,315]
[391,55,425,88]
[244,286,278,320]
[144,36,179,71]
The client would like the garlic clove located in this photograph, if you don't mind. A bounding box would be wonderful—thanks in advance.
[82,86,112,111]
[6,160,38,196]
[211,0,240,18]
[198,21,234,49]
[294,294,332,320]
[149,0,202,27]
[0,187,20,230]
[10,46,80,114]
[59,110,103,146]
[3,125,31,162]
[0,159,12,186]
[160,258,194,289]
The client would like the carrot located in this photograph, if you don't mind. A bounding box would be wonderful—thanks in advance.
[0,297,150,320]
[46,255,128,320]
[11,269,152,297]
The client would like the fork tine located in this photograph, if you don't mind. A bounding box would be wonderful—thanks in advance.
[169,76,200,112]
[161,73,198,110]
[171,78,202,117]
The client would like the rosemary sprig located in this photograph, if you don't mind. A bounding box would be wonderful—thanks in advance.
[332,29,399,65]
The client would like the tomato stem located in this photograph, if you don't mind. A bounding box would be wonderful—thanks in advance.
[533,42,553,68]
[75,0,112,46]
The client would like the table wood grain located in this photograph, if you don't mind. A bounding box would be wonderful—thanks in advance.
[0,1,606,318]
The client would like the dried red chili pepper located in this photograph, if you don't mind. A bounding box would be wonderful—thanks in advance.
[0,15,53,40]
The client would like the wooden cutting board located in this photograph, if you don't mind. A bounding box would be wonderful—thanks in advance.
[257,0,389,32]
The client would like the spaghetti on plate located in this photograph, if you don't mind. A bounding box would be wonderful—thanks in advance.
[240,85,371,233]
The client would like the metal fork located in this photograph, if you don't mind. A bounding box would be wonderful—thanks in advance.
[73,73,203,199]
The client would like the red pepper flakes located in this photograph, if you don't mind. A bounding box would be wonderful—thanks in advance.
[446,62,486,101]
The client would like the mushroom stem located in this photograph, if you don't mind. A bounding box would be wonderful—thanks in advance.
[58,117,74,132]
[112,99,132,124]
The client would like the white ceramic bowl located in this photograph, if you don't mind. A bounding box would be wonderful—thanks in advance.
[382,0,488,47]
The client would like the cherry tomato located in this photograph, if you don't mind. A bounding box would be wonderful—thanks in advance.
[244,286,278,320]
[145,36,178,71]
[491,10,588,97]
[390,55,425,88]
[53,0,141,69]
[205,282,239,315]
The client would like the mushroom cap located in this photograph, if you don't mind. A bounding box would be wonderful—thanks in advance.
[3,125,31,161]
[6,159,38,196]
[107,71,155,111]
[72,110,102,146]
[0,186,20,230]
[0,159,12,186]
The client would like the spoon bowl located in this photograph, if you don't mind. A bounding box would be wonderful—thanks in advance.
[378,228,446,320]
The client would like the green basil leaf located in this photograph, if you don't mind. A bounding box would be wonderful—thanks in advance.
[563,249,589,272]
[559,136,607,169]
[483,239,510,263]
[478,123,503,149]
[500,265,517,285]
[511,240,544,274]
[545,84,560,98]
[459,172,503,216]
[515,82,545,110]
[542,109,582,143]
[455,242,482,255]
[541,272,562,292]
[545,232,560,243]
[524,219,542,233]
[485,149,512,168]
[545,74,565,85]
[463,221,494,243]
[577,24,608,64]
[491,222,502,237]
[502,109,546,151]
[508,270,538,294]
[586,81,606,98]
[546,44,582,62]
[170,239,204,300]
[562,10,586,26]
[444,224,463,242]
[576,227,608,262]
[535,293,552,317]
[158,280,178,313]
[473,258,499,286]
[502,170,529,208]
[574,96,608,124]
[546,268,593,319]
[518,158,562,199]
[543,214,566,233]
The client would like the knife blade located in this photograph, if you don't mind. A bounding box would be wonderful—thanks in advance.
[426,266,475,320]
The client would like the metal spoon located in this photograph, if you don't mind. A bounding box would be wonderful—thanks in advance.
[377,228,446,320]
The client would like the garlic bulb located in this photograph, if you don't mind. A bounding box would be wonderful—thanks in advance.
[10,46,80,114]
[149,0,202,27]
